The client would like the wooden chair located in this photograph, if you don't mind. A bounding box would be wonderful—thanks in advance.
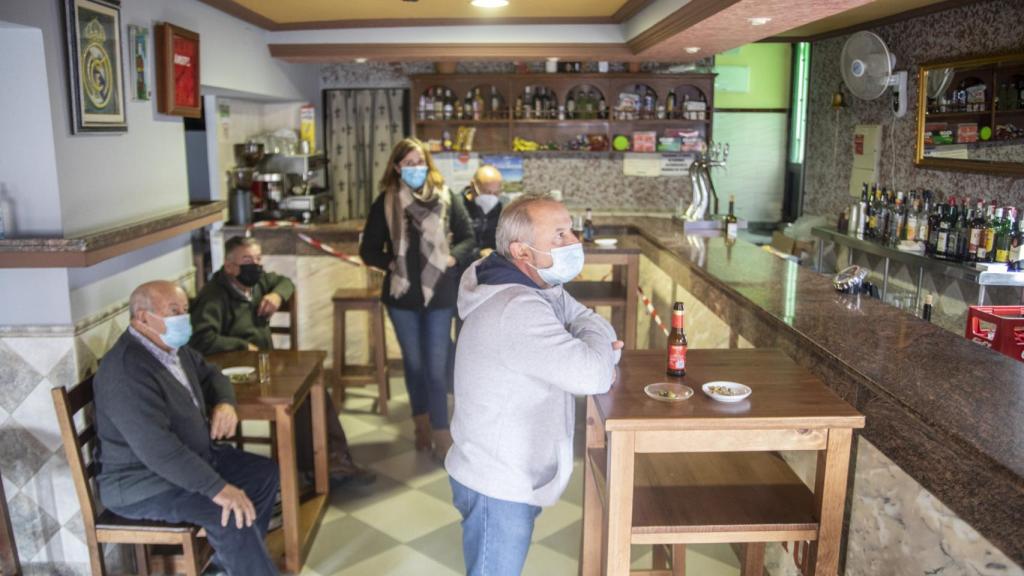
[333,288,390,414]
[52,378,212,576]
[0,468,20,575]
[270,290,298,351]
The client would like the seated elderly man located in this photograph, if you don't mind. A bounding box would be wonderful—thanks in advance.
[94,280,279,576]
[447,194,622,575]
[190,236,374,486]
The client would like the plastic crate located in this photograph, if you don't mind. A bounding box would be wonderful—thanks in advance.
[965,305,1024,362]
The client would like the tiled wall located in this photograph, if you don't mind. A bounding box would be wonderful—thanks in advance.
[0,272,193,575]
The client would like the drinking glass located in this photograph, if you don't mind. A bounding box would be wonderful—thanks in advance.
[258,352,271,384]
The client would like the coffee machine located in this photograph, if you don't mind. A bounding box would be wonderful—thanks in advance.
[227,142,264,225]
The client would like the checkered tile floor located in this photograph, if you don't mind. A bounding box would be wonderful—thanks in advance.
[294,379,743,576]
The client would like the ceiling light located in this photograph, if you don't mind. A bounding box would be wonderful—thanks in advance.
[748,17,772,26]
[547,57,560,62]
[471,0,509,7]
[354,58,368,63]
[685,47,700,54]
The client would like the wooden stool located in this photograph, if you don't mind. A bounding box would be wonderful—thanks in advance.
[333,288,390,415]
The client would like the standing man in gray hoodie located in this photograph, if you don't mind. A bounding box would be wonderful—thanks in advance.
[446,195,622,575]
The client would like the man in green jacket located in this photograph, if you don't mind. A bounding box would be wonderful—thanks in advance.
[191,236,374,486]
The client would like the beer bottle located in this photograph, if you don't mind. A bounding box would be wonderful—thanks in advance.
[583,208,595,243]
[725,195,738,239]
[666,302,688,377]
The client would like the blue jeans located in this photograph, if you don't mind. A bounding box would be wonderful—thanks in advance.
[450,477,542,576]
[387,306,455,429]
[109,445,280,576]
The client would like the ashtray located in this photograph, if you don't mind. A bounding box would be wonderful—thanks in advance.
[644,382,694,403]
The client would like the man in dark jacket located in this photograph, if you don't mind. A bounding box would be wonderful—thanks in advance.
[461,164,504,259]
[95,280,279,575]
[190,236,373,486]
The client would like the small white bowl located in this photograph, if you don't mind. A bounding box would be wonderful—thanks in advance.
[644,382,694,403]
[594,238,618,248]
[222,366,255,383]
[701,381,752,403]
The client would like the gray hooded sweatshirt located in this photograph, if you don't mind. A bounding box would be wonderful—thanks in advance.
[446,253,620,507]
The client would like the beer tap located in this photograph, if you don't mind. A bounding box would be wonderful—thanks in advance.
[684,142,729,222]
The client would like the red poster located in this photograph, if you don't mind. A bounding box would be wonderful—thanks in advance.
[854,134,864,155]
[173,36,197,108]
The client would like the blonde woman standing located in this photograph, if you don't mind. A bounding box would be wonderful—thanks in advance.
[359,138,476,460]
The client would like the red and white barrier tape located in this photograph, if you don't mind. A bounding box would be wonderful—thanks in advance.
[248,220,298,229]
[296,233,364,267]
[637,286,669,337]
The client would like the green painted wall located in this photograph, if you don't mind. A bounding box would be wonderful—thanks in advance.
[714,43,792,110]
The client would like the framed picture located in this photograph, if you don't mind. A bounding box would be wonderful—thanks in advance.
[128,25,150,101]
[155,23,201,118]
[63,0,127,133]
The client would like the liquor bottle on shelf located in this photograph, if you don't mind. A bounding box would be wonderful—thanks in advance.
[418,93,428,120]
[955,197,970,262]
[1008,209,1022,271]
[994,207,1012,264]
[906,192,919,242]
[443,89,454,120]
[944,196,961,260]
[667,89,677,119]
[969,199,985,262]
[725,195,738,239]
[583,208,595,243]
[879,189,892,246]
[433,88,444,120]
[934,202,950,258]
[922,293,933,322]
[893,191,906,244]
[867,184,880,239]
[920,190,933,244]
[473,87,484,121]
[534,87,543,119]
[490,85,501,119]
[598,96,608,120]
[566,92,576,120]
[523,86,533,120]
[983,202,999,263]
[666,302,688,377]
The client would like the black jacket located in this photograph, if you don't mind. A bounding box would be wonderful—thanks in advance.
[94,330,236,508]
[189,269,295,354]
[360,188,476,309]
[461,186,502,254]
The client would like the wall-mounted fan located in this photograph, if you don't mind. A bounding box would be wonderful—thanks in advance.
[840,31,907,117]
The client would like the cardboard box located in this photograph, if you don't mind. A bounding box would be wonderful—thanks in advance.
[632,131,657,153]
[956,123,978,144]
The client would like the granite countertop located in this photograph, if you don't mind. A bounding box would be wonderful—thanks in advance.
[601,215,1023,483]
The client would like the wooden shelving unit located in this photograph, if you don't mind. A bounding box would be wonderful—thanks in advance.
[0,201,225,268]
[410,72,715,155]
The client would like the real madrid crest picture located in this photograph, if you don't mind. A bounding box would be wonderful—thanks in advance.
[63,0,127,133]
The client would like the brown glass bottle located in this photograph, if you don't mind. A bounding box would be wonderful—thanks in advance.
[666,302,688,377]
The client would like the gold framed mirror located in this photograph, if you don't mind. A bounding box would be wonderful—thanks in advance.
[915,52,1024,176]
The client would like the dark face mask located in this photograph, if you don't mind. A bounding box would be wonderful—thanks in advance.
[236,263,263,287]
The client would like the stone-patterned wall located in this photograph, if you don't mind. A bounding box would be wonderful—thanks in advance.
[0,271,194,575]
[802,0,1024,221]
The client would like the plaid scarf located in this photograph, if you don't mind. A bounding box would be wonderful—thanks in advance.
[384,183,451,306]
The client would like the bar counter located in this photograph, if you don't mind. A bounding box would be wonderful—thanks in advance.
[225,215,1023,564]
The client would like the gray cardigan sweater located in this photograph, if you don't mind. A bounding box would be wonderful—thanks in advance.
[94,330,236,508]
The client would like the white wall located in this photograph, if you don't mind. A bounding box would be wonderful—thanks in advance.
[0,0,319,326]
[0,21,62,236]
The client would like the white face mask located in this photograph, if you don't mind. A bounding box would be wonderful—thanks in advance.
[474,194,500,213]
[525,242,584,286]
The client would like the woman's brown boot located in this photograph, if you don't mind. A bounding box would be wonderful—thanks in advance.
[413,414,432,451]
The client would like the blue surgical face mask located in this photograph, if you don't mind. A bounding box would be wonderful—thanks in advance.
[525,242,585,286]
[150,312,193,349]
[400,165,428,190]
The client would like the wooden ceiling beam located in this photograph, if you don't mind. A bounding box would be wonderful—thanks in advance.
[268,42,636,63]
[626,0,742,55]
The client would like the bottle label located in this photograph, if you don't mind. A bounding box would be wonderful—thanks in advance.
[969,229,982,251]
[667,345,687,371]
[985,231,996,253]
[726,222,738,238]
[996,249,1009,263]
[936,232,948,253]
[671,312,684,330]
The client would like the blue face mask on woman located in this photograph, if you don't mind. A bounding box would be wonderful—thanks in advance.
[525,242,585,286]
[400,166,428,190]
[150,312,193,349]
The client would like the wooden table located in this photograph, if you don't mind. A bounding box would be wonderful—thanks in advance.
[208,350,330,574]
[581,349,865,576]
[568,241,641,349]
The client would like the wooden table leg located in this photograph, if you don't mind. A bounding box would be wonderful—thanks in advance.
[605,431,636,576]
[332,304,346,409]
[581,397,606,576]
[310,373,330,496]
[624,254,639,350]
[274,406,301,574]
[671,544,686,576]
[807,428,853,576]
[0,472,21,576]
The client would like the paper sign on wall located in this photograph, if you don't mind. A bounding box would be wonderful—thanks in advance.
[660,154,694,177]
[849,124,881,197]
[623,153,662,177]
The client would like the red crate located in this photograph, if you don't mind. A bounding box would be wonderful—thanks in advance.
[965,305,1024,362]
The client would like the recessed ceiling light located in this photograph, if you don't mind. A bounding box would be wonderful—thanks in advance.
[471,0,509,7]
[685,47,700,54]
[547,57,560,62]
[748,17,772,26]
[354,57,368,63]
